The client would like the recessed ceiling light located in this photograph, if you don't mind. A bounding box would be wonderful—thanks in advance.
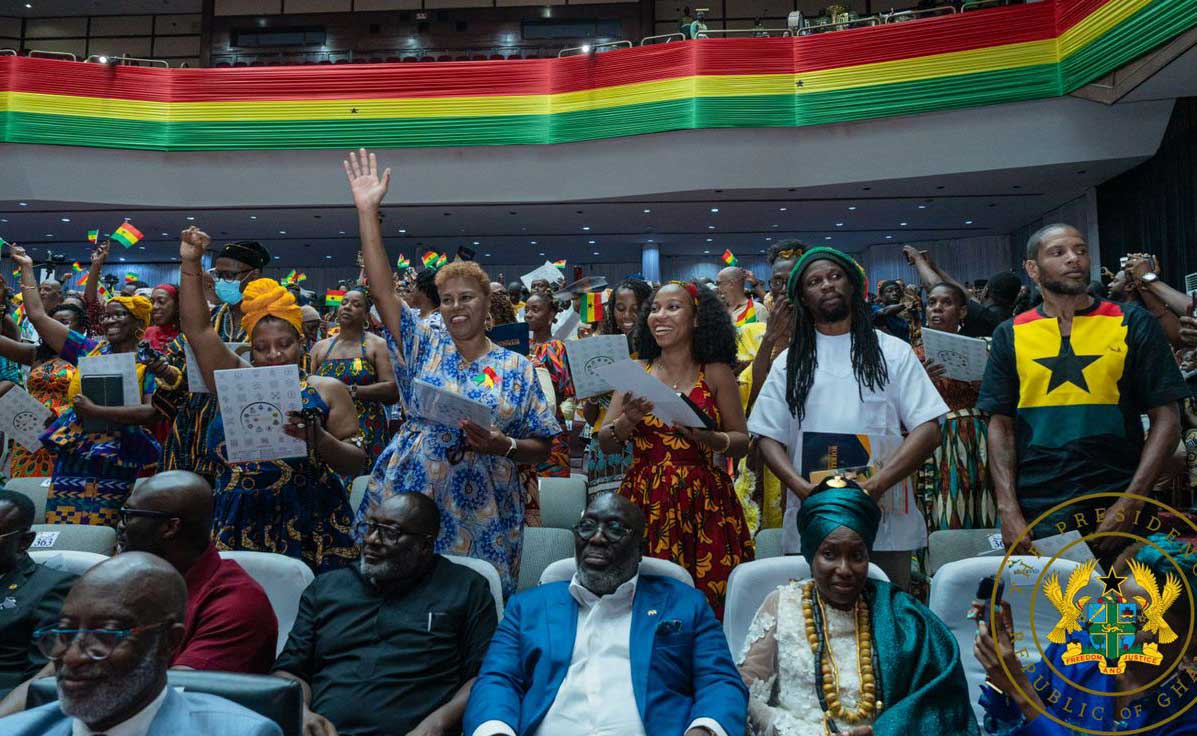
[964,220,973,224]
[705,238,713,242]
[588,240,595,244]
[643,209,651,214]
[530,241,537,245]
[538,252,545,256]
[325,255,332,260]
[759,249,765,253]
[484,253,491,257]
[138,246,145,250]
[835,223,844,227]
[0,219,7,223]
[703,249,710,254]
[18,203,27,207]
[25,3,31,8]
[399,229,406,234]
[279,230,287,234]
[824,236,832,240]
[848,206,856,211]
[646,239,654,243]
[771,224,778,228]
[592,251,599,256]
[917,205,926,209]
[44,233,53,237]
[161,232,168,236]
[779,207,787,211]
[119,256,125,261]
[885,235,893,239]
[338,231,346,235]
[60,217,70,222]
[708,225,715,230]
[582,226,590,231]
[900,222,907,226]
[709,208,719,213]
[765,237,772,241]
[186,216,195,221]
[249,215,257,220]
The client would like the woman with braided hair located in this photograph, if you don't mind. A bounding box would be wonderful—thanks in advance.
[747,247,947,590]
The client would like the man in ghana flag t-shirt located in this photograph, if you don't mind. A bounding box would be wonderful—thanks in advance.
[977,223,1188,560]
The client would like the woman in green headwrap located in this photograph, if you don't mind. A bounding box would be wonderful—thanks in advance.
[738,477,979,736]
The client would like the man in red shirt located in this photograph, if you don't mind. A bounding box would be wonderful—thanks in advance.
[0,471,278,716]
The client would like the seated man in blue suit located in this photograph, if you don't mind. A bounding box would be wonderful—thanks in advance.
[0,552,281,736]
[464,492,747,736]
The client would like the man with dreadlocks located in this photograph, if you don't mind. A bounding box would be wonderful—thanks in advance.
[747,247,947,589]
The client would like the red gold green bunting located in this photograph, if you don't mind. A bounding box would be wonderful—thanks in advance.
[0,0,1190,151]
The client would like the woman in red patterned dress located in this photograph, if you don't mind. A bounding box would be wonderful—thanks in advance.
[526,292,575,477]
[598,281,753,618]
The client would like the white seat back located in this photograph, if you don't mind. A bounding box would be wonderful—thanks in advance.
[537,476,587,530]
[723,556,889,658]
[29,550,108,576]
[539,556,694,587]
[4,477,51,523]
[518,527,575,592]
[31,524,116,555]
[445,555,505,621]
[218,550,313,657]
[349,475,370,516]
[928,555,1090,725]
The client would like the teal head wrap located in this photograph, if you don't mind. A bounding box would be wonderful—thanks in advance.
[1130,534,1197,611]
[797,478,882,565]
[786,246,868,303]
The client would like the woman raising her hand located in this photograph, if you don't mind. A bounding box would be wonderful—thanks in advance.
[178,226,361,572]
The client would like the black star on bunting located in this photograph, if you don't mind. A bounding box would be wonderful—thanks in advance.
[1033,338,1101,393]
[1098,567,1126,597]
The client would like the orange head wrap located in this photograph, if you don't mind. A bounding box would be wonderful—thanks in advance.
[240,278,303,337]
[108,295,153,327]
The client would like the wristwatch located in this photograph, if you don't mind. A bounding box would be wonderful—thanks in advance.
[504,436,518,459]
[349,384,359,399]
[1140,271,1159,285]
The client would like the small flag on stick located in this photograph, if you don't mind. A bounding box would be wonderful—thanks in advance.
[124,272,140,283]
[722,249,738,267]
[325,289,346,307]
[421,251,440,268]
[281,269,297,286]
[87,229,99,243]
[579,292,604,323]
[111,223,143,248]
[553,259,566,269]
[396,255,412,271]
[77,272,89,287]
[71,262,84,273]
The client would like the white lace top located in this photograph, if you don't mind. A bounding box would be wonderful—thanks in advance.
[737,580,877,736]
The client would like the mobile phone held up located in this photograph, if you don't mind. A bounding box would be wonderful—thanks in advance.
[968,574,1005,623]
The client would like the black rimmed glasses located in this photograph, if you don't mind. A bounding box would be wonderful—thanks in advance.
[572,519,632,543]
[355,520,435,545]
[208,267,254,282]
[33,621,171,661]
[118,507,178,525]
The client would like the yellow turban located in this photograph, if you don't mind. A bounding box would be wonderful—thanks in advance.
[108,295,152,327]
[240,278,303,337]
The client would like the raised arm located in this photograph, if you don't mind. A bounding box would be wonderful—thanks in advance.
[11,247,68,354]
[0,334,38,366]
[84,240,109,306]
[178,227,241,391]
[344,149,402,339]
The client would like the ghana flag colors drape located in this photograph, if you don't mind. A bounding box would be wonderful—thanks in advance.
[0,0,1192,151]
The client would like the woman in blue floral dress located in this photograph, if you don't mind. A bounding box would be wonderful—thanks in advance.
[178,227,363,573]
[346,148,561,596]
[11,247,165,528]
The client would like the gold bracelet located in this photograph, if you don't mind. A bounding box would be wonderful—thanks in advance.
[720,431,732,453]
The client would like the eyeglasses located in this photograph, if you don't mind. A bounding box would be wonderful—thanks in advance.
[118,507,178,524]
[208,268,254,281]
[33,621,170,661]
[356,520,434,545]
[0,528,30,542]
[573,519,632,543]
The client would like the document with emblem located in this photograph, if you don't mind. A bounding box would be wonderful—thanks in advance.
[594,359,705,428]
[185,341,250,393]
[0,386,52,452]
[565,335,631,399]
[413,379,492,429]
[921,329,989,383]
[213,364,306,463]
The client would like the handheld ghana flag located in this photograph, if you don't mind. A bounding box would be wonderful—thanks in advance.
[76,271,89,286]
[553,259,566,269]
[722,249,738,267]
[325,289,346,306]
[71,262,84,273]
[111,222,143,248]
[421,250,440,268]
[124,271,140,283]
[579,292,604,323]
[396,255,412,271]
[734,300,758,327]
[87,229,99,243]
[281,269,298,285]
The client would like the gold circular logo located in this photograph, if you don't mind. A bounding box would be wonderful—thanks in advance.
[993,492,1197,735]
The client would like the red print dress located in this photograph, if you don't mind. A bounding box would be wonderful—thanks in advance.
[619,366,753,618]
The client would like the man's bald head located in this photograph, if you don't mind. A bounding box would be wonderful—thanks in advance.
[375,492,440,538]
[716,267,746,287]
[67,552,187,627]
[117,471,213,560]
[715,267,748,307]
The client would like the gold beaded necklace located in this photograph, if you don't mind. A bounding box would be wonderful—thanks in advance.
[802,580,883,734]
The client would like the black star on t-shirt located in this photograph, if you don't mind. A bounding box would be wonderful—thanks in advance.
[1033,338,1101,393]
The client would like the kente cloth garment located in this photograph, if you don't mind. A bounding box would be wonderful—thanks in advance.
[208,377,357,574]
[314,334,389,470]
[42,330,160,527]
[582,392,634,502]
[530,338,574,478]
[914,343,995,532]
[620,365,754,618]
[739,579,980,736]
[161,304,246,483]
[735,331,785,532]
[9,358,74,478]
[360,304,561,598]
[976,299,1189,536]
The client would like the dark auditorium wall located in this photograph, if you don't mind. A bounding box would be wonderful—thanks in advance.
[1097,97,1197,290]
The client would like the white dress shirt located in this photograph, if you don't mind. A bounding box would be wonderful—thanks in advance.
[473,574,727,736]
[72,684,168,736]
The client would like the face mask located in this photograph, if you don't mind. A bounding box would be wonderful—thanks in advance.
[215,279,243,305]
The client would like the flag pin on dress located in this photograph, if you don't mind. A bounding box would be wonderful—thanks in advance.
[647,609,658,616]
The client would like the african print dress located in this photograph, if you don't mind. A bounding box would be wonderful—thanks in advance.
[161,304,245,483]
[915,344,994,531]
[208,378,357,574]
[620,366,753,619]
[314,335,389,470]
[360,304,561,598]
[9,358,74,478]
[42,331,160,528]
[530,338,574,477]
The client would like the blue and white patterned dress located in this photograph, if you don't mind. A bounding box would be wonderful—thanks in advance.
[359,304,561,597]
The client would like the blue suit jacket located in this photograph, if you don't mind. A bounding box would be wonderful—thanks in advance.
[0,686,282,736]
[463,574,747,736]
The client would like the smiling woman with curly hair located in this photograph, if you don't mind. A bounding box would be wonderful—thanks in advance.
[598,281,753,618]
